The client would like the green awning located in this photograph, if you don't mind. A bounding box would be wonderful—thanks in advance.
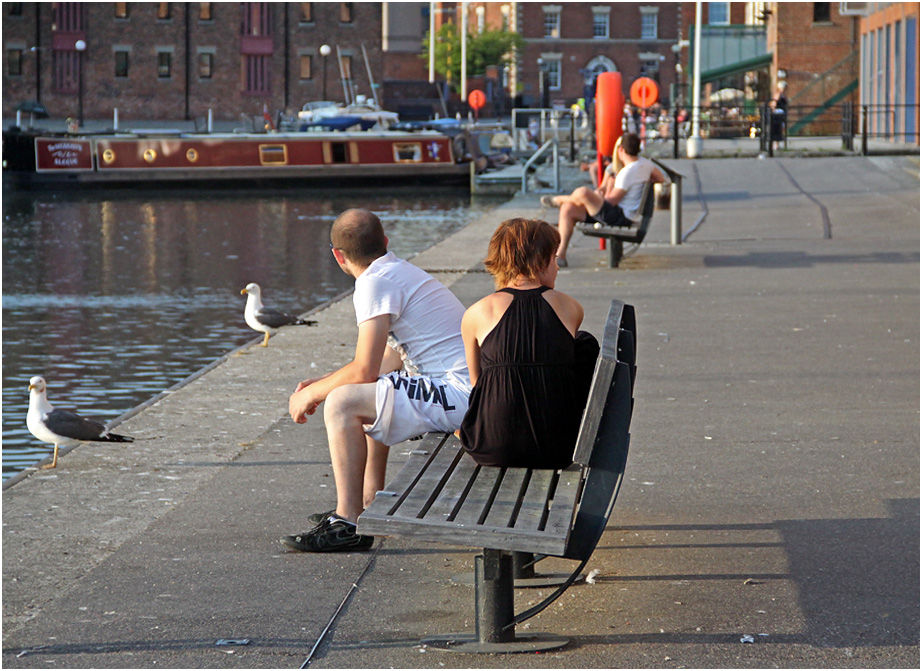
[701,52,773,83]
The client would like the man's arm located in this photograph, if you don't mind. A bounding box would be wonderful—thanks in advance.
[289,314,392,423]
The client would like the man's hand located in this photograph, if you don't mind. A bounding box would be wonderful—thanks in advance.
[289,385,321,423]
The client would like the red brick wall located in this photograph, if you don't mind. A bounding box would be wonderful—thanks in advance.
[2,2,387,122]
[519,2,679,107]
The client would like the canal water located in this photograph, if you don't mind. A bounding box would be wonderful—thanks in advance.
[2,185,488,479]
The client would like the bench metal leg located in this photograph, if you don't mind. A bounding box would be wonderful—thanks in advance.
[421,549,570,653]
[608,239,624,268]
[451,550,585,588]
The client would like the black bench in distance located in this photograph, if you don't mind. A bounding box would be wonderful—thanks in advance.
[576,181,655,268]
[357,299,636,653]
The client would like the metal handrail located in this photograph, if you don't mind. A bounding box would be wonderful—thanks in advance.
[521,139,559,194]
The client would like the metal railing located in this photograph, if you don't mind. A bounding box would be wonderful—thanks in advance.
[668,102,919,156]
[521,139,559,194]
[511,107,589,157]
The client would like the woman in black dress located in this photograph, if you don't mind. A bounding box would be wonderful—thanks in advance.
[459,218,599,469]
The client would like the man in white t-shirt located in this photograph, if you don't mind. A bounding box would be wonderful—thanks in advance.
[283,208,471,552]
[539,132,665,267]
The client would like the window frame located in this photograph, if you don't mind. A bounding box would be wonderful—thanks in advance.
[114,50,130,78]
[708,2,730,26]
[299,53,313,80]
[157,50,172,78]
[543,6,561,39]
[592,9,609,39]
[641,10,658,40]
[198,50,214,79]
[8,48,23,76]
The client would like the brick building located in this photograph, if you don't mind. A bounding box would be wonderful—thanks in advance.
[2,2,394,122]
[514,2,681,108]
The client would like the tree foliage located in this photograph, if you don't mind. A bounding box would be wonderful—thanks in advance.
[422,24,524,89]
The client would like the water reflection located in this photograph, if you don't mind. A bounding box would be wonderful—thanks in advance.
[2,187,484,478]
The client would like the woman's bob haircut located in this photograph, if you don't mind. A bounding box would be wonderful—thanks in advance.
[483,218,560,289]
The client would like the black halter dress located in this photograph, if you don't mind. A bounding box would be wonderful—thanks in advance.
[459,286,598,469]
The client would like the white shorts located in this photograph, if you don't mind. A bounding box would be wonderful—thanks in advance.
[364,372,470,446]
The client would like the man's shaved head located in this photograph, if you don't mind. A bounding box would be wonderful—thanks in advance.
[331,208,387,266]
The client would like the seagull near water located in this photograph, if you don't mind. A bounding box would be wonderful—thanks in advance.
[241,283,316,347]
[27,376,133,469]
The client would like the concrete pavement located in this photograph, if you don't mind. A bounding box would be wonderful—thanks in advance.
[3,153,919,668]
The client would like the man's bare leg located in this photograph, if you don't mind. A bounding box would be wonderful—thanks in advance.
[555,187,606,263]
[363,436,390,509]
[323,383,378,523]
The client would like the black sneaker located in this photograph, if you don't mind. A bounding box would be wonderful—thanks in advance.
[307,509,336,526]
[280,517,374,553]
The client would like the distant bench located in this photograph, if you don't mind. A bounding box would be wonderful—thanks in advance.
[358,299,636,653]
[576,181,656,268]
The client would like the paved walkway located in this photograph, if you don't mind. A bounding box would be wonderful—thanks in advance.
[3,154,919,668]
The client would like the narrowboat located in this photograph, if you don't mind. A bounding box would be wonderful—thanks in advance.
[2,128,469,189]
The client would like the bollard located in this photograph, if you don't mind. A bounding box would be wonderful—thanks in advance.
[670,177,682,246]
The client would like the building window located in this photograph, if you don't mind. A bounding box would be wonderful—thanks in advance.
[300,3,312,23]
[300,54,313,80]
[543,8,561,38]
[52,50,79,93]
[198,52,213,78]
[641,8,658,40]
[340,2,353,23]
[708,2,729,25]
[52,2,84,32]
[9,3,23,16]
[813,2,831,23]
[157,51,172,78]
[199,3,212,21]
[158,3,171,20]
[640,58,661,81]
[114,50,129,77]
[592,8,609,39]
[244,54,270,93]
[341,54,352,79]
[546,59,561,89]
[8,48,23,76]
[115,3,128,19]
[242,3,271,36]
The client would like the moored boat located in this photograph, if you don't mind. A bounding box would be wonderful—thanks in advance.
[2,127,468,189]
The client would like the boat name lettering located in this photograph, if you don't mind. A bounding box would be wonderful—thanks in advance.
[44,142,86,166]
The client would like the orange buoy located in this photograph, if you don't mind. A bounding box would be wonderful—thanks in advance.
[595,72,623,184]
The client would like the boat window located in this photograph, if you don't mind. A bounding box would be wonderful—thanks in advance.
[330,142,348,163]
[394,143,422,163]
[259,144,288,165]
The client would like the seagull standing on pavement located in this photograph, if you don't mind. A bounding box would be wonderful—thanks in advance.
[26,376,133,469]
[241,283,316,347]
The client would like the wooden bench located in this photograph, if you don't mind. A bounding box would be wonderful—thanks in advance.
[357,299,636,653]
[576,181,656,268]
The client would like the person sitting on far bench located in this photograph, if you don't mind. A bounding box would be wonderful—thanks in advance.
[540,132,666,267]
[283,208,471,553]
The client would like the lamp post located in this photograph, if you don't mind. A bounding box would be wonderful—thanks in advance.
[319,44,331,100]
[75,39,86,127]
[537,57,545,109]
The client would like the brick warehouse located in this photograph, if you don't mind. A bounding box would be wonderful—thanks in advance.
[2,2,395,122]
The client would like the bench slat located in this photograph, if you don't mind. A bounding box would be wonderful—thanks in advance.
[482,468,530,529]
[451,466,503,526]
[512,469,555,532]
[389,434,464,519]
[423,444,480,521]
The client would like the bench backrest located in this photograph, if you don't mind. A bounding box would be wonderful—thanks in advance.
[564,298,636,561]
[631,181,656,241]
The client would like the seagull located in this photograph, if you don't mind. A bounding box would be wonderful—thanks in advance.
[26,376,133,469]
[241,283,316,347]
